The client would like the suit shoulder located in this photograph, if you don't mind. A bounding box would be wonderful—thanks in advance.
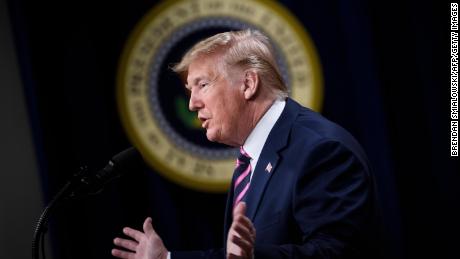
[290,107,368,161]
[292,107,349,141]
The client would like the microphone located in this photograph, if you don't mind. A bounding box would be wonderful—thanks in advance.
[71,147,142,197]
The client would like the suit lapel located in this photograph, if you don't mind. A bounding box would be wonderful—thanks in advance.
[245,98,301,221]
[245,147,280,221]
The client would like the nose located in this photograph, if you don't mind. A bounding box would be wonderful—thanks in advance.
[188,89,203,111]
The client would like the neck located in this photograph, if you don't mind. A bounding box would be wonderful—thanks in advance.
[236,96,277,146]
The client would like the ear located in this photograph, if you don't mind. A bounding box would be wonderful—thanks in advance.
[243,70,259,100]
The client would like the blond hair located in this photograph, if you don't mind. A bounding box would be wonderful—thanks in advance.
[172,29,288,99]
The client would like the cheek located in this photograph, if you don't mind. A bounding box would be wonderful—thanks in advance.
[209,86,240,128]
[221,106,240,132]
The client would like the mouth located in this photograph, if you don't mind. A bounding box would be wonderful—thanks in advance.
[198,116,209,128]
[201,119,209,129]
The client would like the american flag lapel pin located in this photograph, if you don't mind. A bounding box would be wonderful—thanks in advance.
[265,162,273,173]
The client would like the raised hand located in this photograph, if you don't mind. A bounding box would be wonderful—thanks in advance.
[112,217,168,259]
[227,202,256,259]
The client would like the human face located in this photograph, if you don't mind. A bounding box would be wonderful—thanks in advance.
[185,56,246,146]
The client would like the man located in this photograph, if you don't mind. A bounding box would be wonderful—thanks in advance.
[112,29,377,258]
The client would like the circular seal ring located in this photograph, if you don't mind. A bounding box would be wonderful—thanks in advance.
[117,0,323,192]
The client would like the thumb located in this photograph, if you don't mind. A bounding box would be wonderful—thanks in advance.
[233,202,247,217]
[143,217,156,235]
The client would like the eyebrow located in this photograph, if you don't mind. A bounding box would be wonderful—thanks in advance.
[186,76,206,89]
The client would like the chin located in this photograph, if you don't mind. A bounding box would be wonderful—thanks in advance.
[206,133,236,146]
[206,129,227,144]
[206,136,217,142]
[205,131,218,142]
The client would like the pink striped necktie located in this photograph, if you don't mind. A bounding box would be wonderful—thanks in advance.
[233,147,252,208]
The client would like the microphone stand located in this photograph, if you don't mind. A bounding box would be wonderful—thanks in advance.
[32,147,139,259]
[32,166,90,259]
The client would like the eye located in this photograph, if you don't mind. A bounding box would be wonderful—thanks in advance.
[199,82,209,88]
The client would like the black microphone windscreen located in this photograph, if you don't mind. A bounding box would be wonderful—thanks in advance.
[111,147,142,172]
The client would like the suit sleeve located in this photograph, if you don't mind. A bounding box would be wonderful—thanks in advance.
[254,140,374,259]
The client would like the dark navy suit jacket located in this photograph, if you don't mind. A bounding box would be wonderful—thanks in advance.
[173,98,377,258]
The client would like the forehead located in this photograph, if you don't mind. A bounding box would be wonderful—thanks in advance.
[186,55,219,85]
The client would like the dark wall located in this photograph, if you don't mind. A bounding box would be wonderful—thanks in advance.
[0,0,43,258]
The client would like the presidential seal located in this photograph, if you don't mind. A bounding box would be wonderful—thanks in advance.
[117,0,323,192]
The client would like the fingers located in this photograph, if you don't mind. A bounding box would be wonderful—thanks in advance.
[111,248,133,259]
[227,250,245,259]
[233,222,255,244]
[232,214,255,237]
[113,217,163,259]
[227,204,256,259]
[230,234,252,257]
[113,237,138,252]
[229,219,255,258]
[122,227,144,242]
[233,202,254,236]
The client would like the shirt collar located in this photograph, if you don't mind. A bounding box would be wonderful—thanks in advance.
[243,99,286,170]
